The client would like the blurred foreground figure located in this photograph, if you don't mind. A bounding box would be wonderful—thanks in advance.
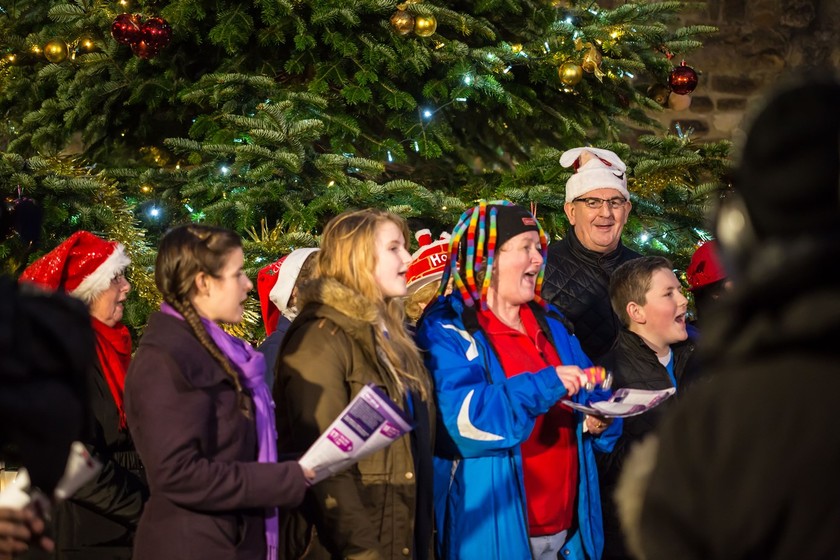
[627,72,840,559]
[0,277,95,558]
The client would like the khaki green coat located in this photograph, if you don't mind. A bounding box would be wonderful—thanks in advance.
[275,277,434,560]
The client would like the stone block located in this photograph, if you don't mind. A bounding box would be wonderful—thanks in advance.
[717,97,748,111]
[713,112,745,134]
[748,0,781,27]
[690,96,715,113]
[781,0,816,28]
[723,0,747,20]
[711,75,760,95]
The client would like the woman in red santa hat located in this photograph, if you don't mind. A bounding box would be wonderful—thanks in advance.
[19,230,148,559]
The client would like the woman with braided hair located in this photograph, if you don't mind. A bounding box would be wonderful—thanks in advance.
[415,200,621,560]
[124,224,313,560]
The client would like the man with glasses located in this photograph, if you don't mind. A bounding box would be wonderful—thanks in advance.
[542,147,640,361]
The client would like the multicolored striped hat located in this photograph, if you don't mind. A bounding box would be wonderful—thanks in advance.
[438,200,548,310]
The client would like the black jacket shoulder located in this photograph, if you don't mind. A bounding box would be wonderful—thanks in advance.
[543,231,640,359]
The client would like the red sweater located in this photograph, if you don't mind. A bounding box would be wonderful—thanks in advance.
[477,305,578,537]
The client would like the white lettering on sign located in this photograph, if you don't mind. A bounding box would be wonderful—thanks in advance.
[429,253,448,267]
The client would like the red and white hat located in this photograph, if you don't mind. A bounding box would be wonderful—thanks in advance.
[19,230,130,303]
[406,229,450,294]
[256,247,319,335]
[560,147,629,203]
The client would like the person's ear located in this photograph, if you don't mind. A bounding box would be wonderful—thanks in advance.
[714,191,757,282]
[194,271,211,297]
[626,301,645,324]
[564,201,577,225]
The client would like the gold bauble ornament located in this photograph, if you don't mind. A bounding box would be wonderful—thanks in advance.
[389,10,415,36]
[43,39,68,63]
[413,15,437,37]
[581,45,602,73]
[78,37,97,53]
[558,61,583,86]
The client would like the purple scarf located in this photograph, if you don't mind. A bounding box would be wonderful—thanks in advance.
[160,303,279,560]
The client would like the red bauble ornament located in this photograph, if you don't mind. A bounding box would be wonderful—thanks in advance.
[669,60,698,95]
[140,17,172,52]
[111,13,142,46]
[130,40,160,59]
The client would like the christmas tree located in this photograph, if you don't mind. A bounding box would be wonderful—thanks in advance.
[0,0,730,338]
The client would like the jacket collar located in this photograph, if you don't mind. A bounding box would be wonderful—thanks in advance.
[567,227,629,267]
[298,277,379,323]
[618,327,693,365]
[295,276,381,345]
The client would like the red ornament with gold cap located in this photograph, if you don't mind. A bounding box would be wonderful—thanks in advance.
[669,60,698,95]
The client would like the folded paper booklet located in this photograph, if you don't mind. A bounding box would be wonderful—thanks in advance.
[561,387,676,418]
[0,441,102,510]
[299,383,414,484]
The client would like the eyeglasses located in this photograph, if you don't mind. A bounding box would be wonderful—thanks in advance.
[573,197,627,210]
[110,273,126,285]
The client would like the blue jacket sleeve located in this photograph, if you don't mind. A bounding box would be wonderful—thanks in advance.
[549,314,623,454]
[416,314,567,458]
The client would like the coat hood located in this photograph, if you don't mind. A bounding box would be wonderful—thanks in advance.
[296,276,380,325]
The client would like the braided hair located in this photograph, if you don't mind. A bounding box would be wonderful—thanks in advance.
[154,224,251,417]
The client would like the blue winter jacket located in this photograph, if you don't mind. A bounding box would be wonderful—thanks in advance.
[415,293,621,560]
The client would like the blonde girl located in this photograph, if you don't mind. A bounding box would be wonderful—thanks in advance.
[275,209,434,560]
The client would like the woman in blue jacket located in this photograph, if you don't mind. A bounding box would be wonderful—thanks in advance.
[416,201,620,560]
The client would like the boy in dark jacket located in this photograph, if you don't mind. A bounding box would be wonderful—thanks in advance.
[596,256,695,560]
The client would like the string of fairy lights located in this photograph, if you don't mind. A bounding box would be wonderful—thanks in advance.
[2,0,708,249]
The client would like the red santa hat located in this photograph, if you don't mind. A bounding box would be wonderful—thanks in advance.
[686,240,726,291]
[256,247,319,335]
[19,230,130,304]
[560,146,630,203]
[406,229,450,294]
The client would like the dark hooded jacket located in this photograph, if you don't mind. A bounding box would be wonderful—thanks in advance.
[638,239,840,559]
[54,358,148,560]
[595,329,695,559]
[0,278,92,493]
[543,230,640,360]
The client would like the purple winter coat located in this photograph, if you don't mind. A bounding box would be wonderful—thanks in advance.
[125,311,308,560]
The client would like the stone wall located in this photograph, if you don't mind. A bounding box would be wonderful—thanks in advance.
[608,0,840,144]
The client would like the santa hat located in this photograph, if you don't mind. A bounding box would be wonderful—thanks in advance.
[257,248,319,335]
[560,147,630,203]
[406,229,450,294]
[19,231,130,304]
[686,240,726,291]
